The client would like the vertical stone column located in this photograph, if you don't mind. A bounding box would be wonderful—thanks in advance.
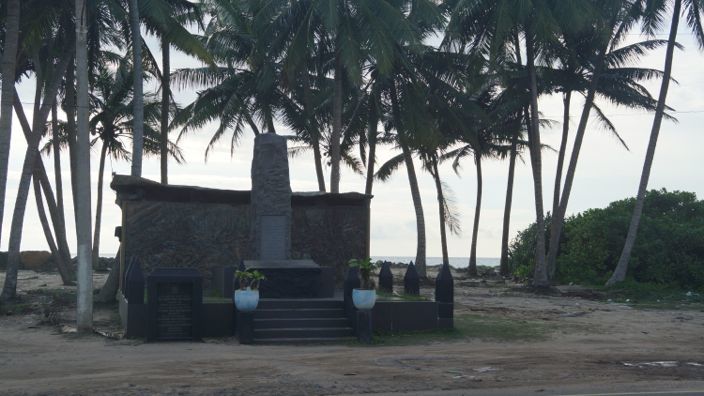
[250,134,292,260]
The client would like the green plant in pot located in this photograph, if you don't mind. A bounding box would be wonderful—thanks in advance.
[234,269,266,312]
[349,258,377,310]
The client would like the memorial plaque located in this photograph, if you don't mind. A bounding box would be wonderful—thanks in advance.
[156,282,193,339]
[146,268,202,342]
[260,215,287,260]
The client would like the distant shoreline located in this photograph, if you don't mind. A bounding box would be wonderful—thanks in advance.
[91,254,500,268]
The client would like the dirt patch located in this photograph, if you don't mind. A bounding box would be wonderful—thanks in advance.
[1,270,704,395]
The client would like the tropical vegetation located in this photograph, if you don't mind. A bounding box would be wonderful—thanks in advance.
[509,189,704,292]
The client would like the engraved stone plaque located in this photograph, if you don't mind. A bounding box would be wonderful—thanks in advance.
[156,282,193,339]
[146,268,202,342]
[260,215,287,260]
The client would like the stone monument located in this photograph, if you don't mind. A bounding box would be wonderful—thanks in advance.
[244,133,328,298]
[250,133,292,260]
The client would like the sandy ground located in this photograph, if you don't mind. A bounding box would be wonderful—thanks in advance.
[1,269,703,396]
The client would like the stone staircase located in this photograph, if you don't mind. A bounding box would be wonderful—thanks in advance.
[253,298,354,343]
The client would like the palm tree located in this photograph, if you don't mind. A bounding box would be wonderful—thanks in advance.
[134,0,208,184]
[0,0,21,245]
[547,0,676,278]
[88,61,185,268]
[444,0,590,287]
[607,0,704,285]
[75,0,93,332]
[1,2,74,301]
[128,0,144,177]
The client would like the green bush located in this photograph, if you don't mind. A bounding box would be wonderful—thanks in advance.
[508,189,704,290]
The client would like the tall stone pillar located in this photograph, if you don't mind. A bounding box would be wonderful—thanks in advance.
[250,133,292,260]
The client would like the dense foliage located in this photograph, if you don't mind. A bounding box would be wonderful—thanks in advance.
[509,190,704,290]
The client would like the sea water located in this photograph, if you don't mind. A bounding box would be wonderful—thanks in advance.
[371,256,499,268]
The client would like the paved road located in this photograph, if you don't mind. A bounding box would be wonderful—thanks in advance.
[340,381,704,396]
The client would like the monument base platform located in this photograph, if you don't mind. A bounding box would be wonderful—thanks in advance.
[243,259,333,298]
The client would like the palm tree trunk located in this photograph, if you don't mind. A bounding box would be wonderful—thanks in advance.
[553,91,571,218]
[160,38,170,184]
[401,141,427,277]
[312,137,326,192]
[364,97,378,196]
[1,139,43,301]
[500,131,519,277]
[525,27,549,287]
[52,102,65,226]
[65,63,79,225]
[129,0,144,178]
[430,158,449,267]
[469,155,483,277]
[330,56,343,193]
[14,93,74,283]
[303,74,326,192]
[1,49,72,301]
[92,140,108,271]
[390,83,426,277]
[607,0,681,286]
[0,0,20,245]
[33,178,62,272]
[75,0,93,331]
[500,32,522,278]
[547,52,608,279]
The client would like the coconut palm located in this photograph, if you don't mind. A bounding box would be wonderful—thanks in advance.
[1,0,75,301]
[546,0,677,278]
[0,0,21,245]
[608,0,704,285]
[128,0,144,177]
[133,0,209,184]
[75,0,93,332]
[445,0,592,287]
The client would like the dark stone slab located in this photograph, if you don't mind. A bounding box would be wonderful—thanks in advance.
[356,310,373,344]
[317,267,335,298]
[343,267,361,319]
[378,261,393,293]
[119,293,146,338]
[211,266,235,299]
[237,311,255,344]
[202,303,235,337]
[435,263,454,326]
[251,133,292,260]
[372,301,439,333]
[146,268,203,342]
[124,257,144,304]
[243,260,321,298]
[404,262,420,295]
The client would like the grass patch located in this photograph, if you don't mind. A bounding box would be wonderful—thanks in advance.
[0,288,76,316]
[366,314,550,346]
[599,280,704,310]
[203,296,232,304]
[376,291,428,302]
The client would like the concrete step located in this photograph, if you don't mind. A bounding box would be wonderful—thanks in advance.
[253,337,356,345]
[257,298,343,310]
[255,308,346,319]
[254,327,354,339]
[254,317,350,329]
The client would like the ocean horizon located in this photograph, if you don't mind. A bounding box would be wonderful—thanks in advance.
[97,254,500,268]
[372,256,499,268]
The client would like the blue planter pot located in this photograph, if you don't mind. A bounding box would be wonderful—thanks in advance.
[234,289,260,312]
[352,289,376,310]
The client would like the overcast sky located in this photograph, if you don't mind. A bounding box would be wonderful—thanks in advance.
[3,21,703,263]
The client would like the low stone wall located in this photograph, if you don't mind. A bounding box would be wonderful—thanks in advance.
[372,301,440,333]
[112,176,371,288]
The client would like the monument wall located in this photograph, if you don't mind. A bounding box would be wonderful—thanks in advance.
[113,176,370,289]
